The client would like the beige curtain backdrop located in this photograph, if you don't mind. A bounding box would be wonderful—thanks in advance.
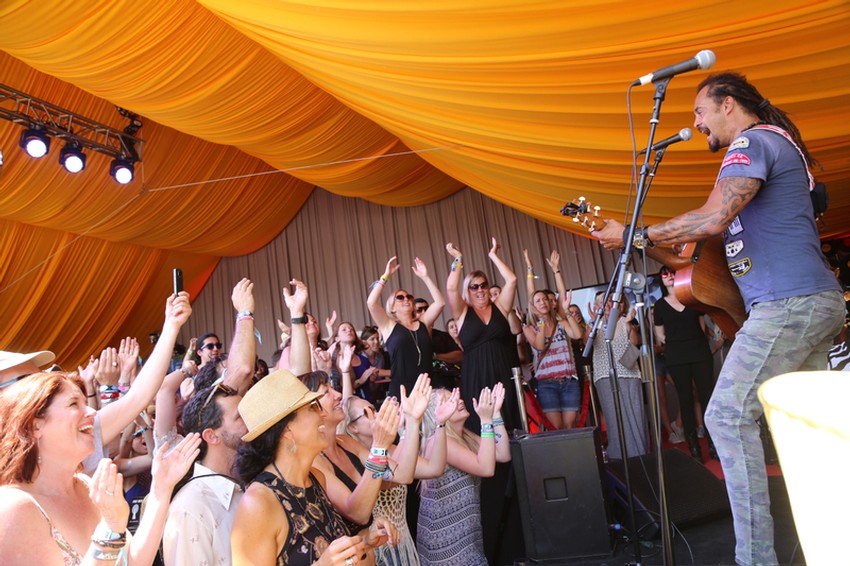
[181,187,659,362]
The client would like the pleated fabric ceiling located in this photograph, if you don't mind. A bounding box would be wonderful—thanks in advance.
[1,0,848,365]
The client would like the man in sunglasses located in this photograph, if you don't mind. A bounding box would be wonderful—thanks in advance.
[162,379,247,565]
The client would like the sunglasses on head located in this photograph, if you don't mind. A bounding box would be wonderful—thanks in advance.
[350,405,375,424]
[395,294,414,302]
[468,282,490,291]
[200,342,223,351]
[197,379,238,430]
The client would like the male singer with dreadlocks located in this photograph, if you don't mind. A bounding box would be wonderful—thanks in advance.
[593,72,843,566]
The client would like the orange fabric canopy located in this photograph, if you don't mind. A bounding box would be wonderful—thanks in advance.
[1,0,848,364]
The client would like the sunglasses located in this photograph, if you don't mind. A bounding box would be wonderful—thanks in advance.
[660,270,674,277]
[200,342,224,351]
[197,379,238,430]
[350,405,375,424]
[468,282,490,291]
[395,294,414,302]
[307,399,324,415]
[415,306,428,313]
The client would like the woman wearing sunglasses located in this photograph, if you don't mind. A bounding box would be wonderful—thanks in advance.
[233,368,398,566]
[343,374,454,566]
[367,257,445,399]
[444,237,523,565]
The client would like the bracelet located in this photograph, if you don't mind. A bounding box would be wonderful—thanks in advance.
[481,423,494,433]
[450,257,463,272]
[87,393,96,398]
[480,431,496,439]
[370,447,389,457]
[290,315,308,325]
[88,547,122,561]
[553,270,560,274]
[526,272,534,279]
[436,422,446,429]
[380,274,389,283]
[493,417,504,428]
[236,310,254,319]
[236,315,254,323]
[527,266,534,271]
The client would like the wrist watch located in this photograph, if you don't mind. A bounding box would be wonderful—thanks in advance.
[632,226,655,249]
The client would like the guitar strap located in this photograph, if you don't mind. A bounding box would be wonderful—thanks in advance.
[691,240,707,263]
[749,124,815,190]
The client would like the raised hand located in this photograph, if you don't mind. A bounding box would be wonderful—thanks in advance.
[383,256,401,279]
[283,279,308,314]
[411,257,429,279]
[152,433,202,497]
[400,373,432,422]
[561,289,574,312]
[473,386,495,422]
[95,347,120,387]
[445,242,463,259]
[338,343,355,374]
[89,458,129,533]
[435,388,460,426]
[546,249,560,272]
[370,397,401,450]
[165,291,192,329]
[491,382,506,415]
[312,347,332,374]
[325,310,338,337]
[488,236,501,257]
[232,278,255,314]
[118,337,139,378]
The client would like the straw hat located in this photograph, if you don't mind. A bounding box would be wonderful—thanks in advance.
[0,350,56,388]
[239,368,323,442]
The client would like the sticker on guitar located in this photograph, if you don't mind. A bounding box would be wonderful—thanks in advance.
[561,197,606,232]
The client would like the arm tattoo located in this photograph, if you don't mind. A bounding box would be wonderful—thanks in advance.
[651,176,761,245]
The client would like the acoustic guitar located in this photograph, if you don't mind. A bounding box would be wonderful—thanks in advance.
[563,197,747,338]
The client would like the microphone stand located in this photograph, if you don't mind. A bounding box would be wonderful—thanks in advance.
[582,78,676,565]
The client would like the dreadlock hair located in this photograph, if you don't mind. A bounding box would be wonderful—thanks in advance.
[698,72,818,168]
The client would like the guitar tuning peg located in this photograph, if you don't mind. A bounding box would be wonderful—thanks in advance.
[571,216,580,223]
[589,220,598,231]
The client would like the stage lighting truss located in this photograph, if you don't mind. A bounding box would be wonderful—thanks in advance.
[0,83,143,182]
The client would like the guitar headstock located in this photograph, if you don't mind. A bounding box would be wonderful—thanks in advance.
[561,196,605,232]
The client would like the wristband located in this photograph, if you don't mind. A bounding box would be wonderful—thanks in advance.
[481,423,494,433]
[236,310,254,319]
[370,447,389,457]
[480,431,496,439]
[290,315,308,325]
[380,274,389,283]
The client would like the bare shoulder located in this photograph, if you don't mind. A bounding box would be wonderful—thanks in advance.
[336,434,367,458]
[0,487,58,564]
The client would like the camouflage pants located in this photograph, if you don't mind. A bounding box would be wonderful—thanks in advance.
[705,289,845,566]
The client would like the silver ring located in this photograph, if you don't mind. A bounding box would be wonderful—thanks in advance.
[105,490,114,496]
[345,558,354,566]
[112,362,118,367]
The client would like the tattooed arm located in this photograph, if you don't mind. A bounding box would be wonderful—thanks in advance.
[592,176,762,250]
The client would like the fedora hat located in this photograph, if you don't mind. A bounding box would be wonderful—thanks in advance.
[0,350,56,388]
[239,368,323,442]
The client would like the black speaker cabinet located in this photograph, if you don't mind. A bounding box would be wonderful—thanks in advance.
[511,427,610,563]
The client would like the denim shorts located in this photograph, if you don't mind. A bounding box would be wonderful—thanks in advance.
[536,378,580,412]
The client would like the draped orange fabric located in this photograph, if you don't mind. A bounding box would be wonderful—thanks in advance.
[0,0,848,365]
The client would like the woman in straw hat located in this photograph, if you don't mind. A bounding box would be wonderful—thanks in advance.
[232,368,398,566]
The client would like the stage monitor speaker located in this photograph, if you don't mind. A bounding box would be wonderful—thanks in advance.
[604,448,730,535]
[511,427,610,563]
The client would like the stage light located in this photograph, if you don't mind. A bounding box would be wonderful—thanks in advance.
[59,142,86,173]
[19,127,51,158]
[109,157,134,184]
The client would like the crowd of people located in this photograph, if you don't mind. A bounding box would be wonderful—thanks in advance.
[0,71,845,566]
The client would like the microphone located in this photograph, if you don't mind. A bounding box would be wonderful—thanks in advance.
[638,128,692,154]
[631,50,716,86]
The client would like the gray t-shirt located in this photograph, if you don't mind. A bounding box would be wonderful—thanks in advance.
[718,127,839,309]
